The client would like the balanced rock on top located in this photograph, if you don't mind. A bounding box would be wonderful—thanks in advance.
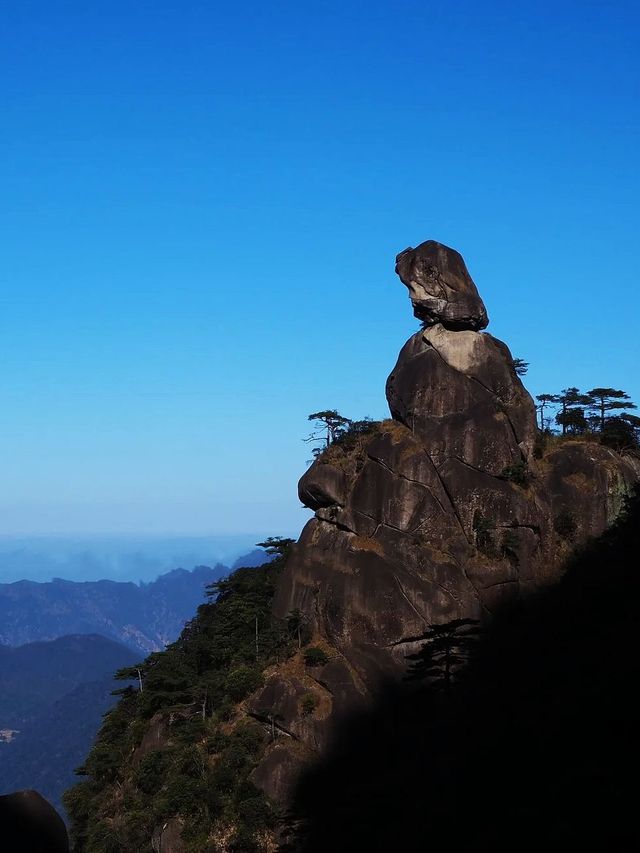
[395,239,489,330]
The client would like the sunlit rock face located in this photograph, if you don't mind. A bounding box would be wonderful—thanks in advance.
[255,240,640,804]
[395,240,489,330]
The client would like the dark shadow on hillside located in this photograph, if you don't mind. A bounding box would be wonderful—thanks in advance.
[282,489,640,851]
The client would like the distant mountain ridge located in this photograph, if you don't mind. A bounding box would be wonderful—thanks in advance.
[0,566,210,655]
[0,551,270,654]
[0,535,272,583]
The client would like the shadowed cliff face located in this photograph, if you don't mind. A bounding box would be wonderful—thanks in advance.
[251,240,640,804]
[283,488,640,851]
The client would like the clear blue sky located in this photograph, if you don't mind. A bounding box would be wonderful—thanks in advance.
[1,0,638,536]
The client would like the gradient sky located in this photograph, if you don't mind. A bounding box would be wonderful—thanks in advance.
[1,0,638,537]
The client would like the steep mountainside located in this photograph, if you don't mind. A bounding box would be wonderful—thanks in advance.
[65,548,294,851]
[66,241,640,851]
[0,635,138,818]
[0,564,229,654]
[0,634,138,728]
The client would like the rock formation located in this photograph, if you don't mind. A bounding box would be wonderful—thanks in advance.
[395,239,488,330]
[251,239,640,803]
[65,239,640,850]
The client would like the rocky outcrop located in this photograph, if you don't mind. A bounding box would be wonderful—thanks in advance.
[151,818,186,853]
[253,240,640,804]
[395,240,488,330]
[0,790,68,853]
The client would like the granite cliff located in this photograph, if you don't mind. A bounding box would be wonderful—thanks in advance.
[250,239,640,804]
[64,240,640,852]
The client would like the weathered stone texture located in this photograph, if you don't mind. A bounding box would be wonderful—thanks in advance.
[395,240,489,330]
[256,239,640,803]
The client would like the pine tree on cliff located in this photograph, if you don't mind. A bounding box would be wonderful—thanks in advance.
[255,537,295,558]
[586,388,637,432]
[552,388,594,435]
[305,410,351,454]
[512,358,529,376]
[404,618,482,695]
[535,393,557,431]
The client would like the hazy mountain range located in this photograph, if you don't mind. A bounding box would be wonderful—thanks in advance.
[0,550,269,654]
[0,535,273,583]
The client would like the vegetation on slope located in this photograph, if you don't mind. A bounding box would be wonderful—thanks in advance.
[64,539,296,852]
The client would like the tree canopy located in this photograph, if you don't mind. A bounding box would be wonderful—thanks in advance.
[304,410,379,459]
[535,385,638,446]
[587,388,637,432]
[305,410,351,450]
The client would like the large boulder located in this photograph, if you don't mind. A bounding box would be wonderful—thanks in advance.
[395,240,489,330]
[0,790,68,853]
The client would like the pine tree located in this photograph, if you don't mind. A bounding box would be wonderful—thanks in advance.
[512,358,529,376]
[535,394,557,431]
[305,410,351,456]
[404,618,482,695]
[552,388,594,435]
[587,388,637,432]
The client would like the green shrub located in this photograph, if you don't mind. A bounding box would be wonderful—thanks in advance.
[300,693,318,716]
[232,722,264,752]
[159,776,207,816]
[333,417,380,448]
[601,416,638,451]
[86,819,125,853]
[501,461,531,487]
[303,647,328,667]
[135,749,171,795]
[175,744,206,779]
[224,742,252,771]
[238,794,272,829]
[225,666,263,701]
[205,731,230,754]
[473,511,495,555]
[215,700,234,722]
[209,760,237,794]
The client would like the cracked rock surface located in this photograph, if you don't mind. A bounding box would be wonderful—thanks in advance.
[253,240,640,804]
[395,239,489,330]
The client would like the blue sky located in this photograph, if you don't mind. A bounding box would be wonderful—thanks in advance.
[1,0,638,536]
